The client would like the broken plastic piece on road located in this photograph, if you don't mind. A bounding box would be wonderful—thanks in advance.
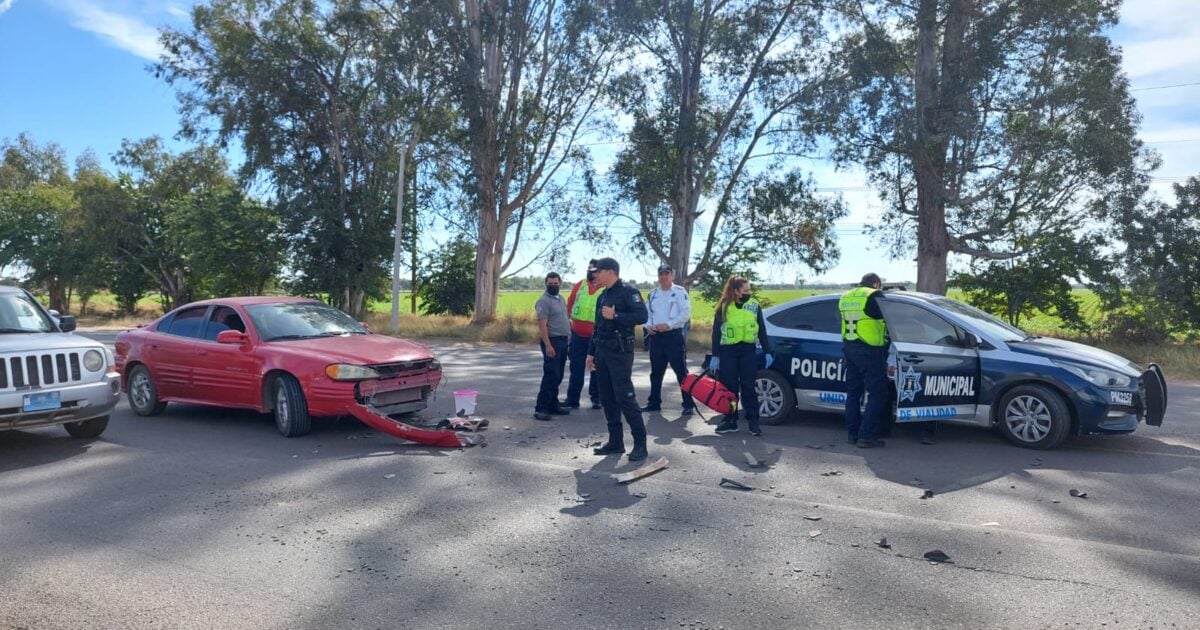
[923,550,952,563]
[1069,489,1088,499]
[347,404,478,448]
[719,478,754,491]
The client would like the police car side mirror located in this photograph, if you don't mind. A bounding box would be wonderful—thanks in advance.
[962,331,979,348]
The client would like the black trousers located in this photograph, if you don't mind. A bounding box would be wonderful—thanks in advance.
[536,336,569,412]
[566,332,598,406]
[718,342,760,427]
[843,342,888,441]
[593,345,646,447]
[647,329,695,408]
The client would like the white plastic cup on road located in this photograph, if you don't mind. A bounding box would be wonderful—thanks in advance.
[453,389,478,416]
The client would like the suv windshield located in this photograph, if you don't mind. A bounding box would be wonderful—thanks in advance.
[0,293,55,333]
[245,302,367,341]
[929,297,1028,341]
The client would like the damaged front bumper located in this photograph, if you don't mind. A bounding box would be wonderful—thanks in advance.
[344,369,480,447]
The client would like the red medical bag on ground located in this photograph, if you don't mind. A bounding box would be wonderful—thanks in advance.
[681,373,738,415]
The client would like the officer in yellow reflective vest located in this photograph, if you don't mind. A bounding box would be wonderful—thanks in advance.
[565,260,605,409]
[839,273,889,448]
[710,276,771,436]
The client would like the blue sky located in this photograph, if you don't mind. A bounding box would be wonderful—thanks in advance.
[2,0,1198,285]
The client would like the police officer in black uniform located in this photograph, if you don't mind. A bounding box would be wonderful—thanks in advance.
[585,257,651,461]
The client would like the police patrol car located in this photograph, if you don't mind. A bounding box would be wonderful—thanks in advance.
[754,289,1168,450]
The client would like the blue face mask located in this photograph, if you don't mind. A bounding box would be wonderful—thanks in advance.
[546,285,560,296]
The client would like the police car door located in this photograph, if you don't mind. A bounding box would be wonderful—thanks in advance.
[878,300,981,424]
[762,297,847,412]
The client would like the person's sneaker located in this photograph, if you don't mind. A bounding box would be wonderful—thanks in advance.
[593,442,625,455]
[640,403,662,412]
[533,412,553,421]
[847,436,858,444]
[856,438,886,448]
[591,401,603,410]
[549,408,571,416]
[565,402,581,409]
[920,434,936,445]
[628,444,648,461]
[715,420,739,435]
[748,426,763,437]
[680,407,696,416]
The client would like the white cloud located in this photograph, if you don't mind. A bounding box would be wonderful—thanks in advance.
[0,0,16,18]
[54,0,165,61]
[1117,0,1200,81]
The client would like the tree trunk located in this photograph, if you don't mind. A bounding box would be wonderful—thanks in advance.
[913,0,950,295]
[472,209,501,324]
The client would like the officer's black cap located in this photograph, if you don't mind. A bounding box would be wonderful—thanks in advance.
[657,264,673,273]
[590,257,620,274]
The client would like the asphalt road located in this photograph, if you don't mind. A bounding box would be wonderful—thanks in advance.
[2,334,1199,629]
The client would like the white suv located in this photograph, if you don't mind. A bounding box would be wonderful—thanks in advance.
[0,286,120,438]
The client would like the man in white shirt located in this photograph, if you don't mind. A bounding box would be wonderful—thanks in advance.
[641,264,696,414]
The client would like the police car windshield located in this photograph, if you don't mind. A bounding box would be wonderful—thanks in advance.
[928,297,1027,341]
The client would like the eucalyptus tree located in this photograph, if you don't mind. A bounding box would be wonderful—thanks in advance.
[812,0,1149,294]
[432,0,618,323]
[159,0,407,316]
[605,0,847,286]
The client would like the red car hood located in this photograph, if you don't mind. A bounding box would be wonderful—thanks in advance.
[268,334,435,366]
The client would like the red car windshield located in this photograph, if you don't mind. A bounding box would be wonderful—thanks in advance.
[245,302,368,341]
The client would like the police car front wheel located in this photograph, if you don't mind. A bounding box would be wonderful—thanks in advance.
[756,370,795,425]
[996,384,1071,450]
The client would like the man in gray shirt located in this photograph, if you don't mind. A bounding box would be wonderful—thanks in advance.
[535,272,571,421]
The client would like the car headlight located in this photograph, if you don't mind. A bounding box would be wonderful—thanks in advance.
[83,350,104,372]
[325,364,380,381]
[1053,360,1131,388]
[429,359,441,371]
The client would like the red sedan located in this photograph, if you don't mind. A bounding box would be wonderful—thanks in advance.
[114,297,444,438]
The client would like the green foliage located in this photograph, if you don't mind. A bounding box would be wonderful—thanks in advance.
[1115,176,1200,339]
[607,0,845,283]
[417,238,476,317]
[159,0,407,317]
[813,0,1149,292]
[952,232,1118,332]
[164,189,286,298]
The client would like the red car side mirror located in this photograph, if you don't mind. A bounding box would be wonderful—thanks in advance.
[216,330,249,345]
[359,322,370,332]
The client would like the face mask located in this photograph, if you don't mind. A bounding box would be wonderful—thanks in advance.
[586,272,596,283]
[546,285,560,295]
[737,294,751,304]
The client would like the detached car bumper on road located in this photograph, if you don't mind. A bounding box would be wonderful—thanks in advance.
[752,291,1168,449]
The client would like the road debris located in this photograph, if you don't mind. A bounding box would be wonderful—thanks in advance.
[383,474,396,479]
[803,515,822,521]
[875,538,891,549]
[613,457,669,484]
[719,478,754,491]
[743,452,763,468]
[923,550,953,563]
[920,490,935,500]
[820,470,843,477]
[808,530,822,538]
[1069,489,1088,499]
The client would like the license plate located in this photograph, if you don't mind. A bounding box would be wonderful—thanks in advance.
[23,391,61,412]
[1110,390,1133,405]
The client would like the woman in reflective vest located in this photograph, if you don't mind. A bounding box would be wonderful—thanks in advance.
[709,275,771,436]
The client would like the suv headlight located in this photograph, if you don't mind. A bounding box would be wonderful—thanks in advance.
[83,349,104,372]
[1053,360,1131,388]
[325,364,380,381]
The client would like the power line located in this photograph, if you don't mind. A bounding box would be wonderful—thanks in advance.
[1130,81,1200,92]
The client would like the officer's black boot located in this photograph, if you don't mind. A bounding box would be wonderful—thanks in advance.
[593,441,625,455]
[628,427,648,461]
[594,424,626,455]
